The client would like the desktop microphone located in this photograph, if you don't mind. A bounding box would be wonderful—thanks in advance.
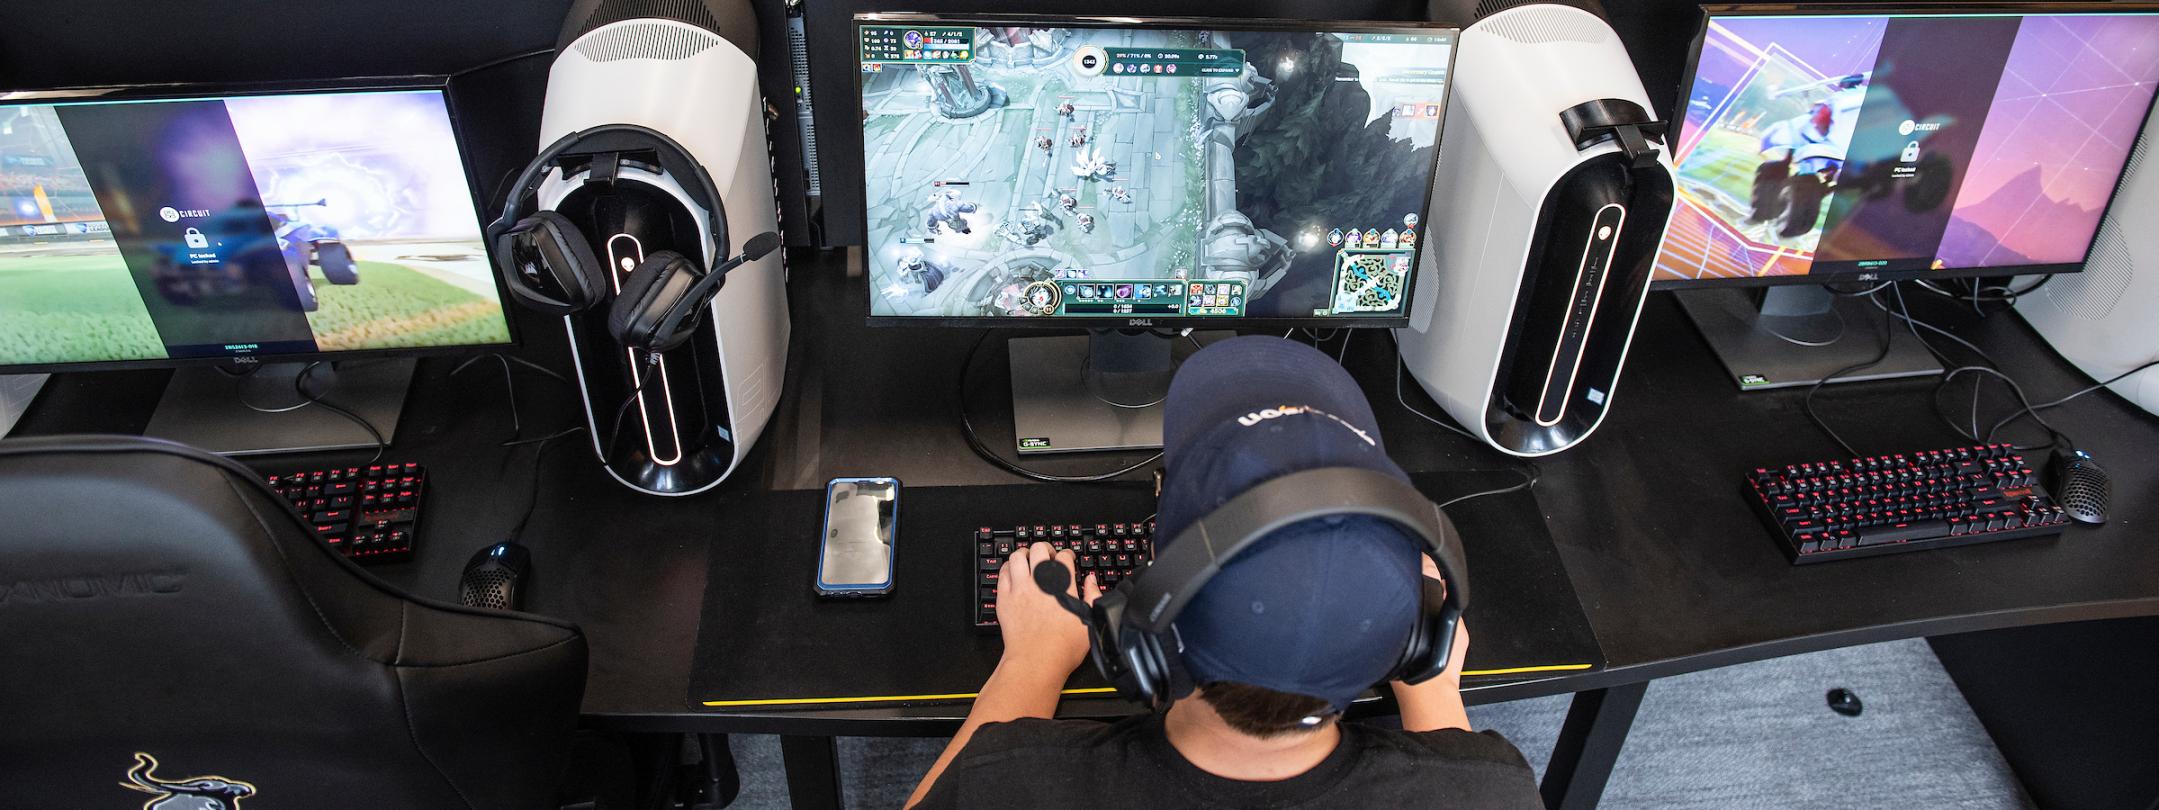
[677,230,782,304]
[618,230,784,354]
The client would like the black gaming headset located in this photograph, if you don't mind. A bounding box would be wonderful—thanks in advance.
[1036,466,1469,711]
[488,124,778,353]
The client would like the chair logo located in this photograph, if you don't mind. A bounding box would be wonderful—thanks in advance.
[121,753,256,809]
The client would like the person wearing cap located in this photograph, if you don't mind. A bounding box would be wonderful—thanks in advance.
[906,337,1542,809]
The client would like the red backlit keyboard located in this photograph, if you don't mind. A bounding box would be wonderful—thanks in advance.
[975,521,1153,630]
[1746,444,2067,564]
[266,462,427,563]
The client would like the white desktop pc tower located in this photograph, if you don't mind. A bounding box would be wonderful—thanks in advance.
[539,0,789,495]
[2016,106,2159,417]
[1396,3,1673,457]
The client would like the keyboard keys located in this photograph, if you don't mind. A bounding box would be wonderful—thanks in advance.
[975,518,1153,629]
[266,462,425,564]
[1747,445,2064,564]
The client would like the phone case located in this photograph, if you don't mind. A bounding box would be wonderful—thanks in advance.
[816,477,899,597]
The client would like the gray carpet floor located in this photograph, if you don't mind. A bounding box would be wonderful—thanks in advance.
[721,638,2031,809]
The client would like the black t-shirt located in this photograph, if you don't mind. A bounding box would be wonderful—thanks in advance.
[914,713,1544,809]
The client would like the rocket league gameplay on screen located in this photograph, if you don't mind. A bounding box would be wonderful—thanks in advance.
[0,89,510,367]
[1656,12,2159,283]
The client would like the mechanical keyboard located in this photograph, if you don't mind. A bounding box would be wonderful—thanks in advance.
[974,521,1154,629]
[1746,443,2068,564]
[266,462,427,563]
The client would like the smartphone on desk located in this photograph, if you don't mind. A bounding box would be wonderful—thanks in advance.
[816,477,899,598]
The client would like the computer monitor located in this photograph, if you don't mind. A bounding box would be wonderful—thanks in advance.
[0,82,513,451]
[851,15,1458,455]
[854,15,1457,329]
[1649,5,2159,389]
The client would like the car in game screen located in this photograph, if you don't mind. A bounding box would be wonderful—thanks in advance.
[152,199,358,312]
[1749,73,1866,239]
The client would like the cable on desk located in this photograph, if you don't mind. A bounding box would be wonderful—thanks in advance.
[1388,332,1482,444]
[1078,342,1169,410]
[1433,464,1540,512]
[230,361,389,461]
[1802,291,1897,458]
[1912,275,2049,317]
[1984,358,2159,442]
[293,362,389,465]
[1887,288,2018,443]
[1883,284,1999,442]
[957,330,1161,484]
[508,425,585,541]
[1883,287,2074,450]
[1870,288,1997,367]
[1384,331,1543,506]
[1287,328,1356,366]
[237,370,322,415]
[451,352,576,446]
[451,352,569,384]
[598,358,662,466]
[1938,365,2073,452]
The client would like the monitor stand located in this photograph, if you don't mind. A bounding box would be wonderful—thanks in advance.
[1008,330,1218,455]
[144,359,416,456]
[1676,286,1940,391]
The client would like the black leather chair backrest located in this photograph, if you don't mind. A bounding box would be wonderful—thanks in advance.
[0,435,586,808]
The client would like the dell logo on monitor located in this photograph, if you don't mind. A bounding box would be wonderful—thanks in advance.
[1127,318,1153,327]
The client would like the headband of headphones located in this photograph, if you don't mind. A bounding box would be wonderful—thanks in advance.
[487,123,729,262]
[1113,466,1469,638]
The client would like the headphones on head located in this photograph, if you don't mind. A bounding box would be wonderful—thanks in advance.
[1038,466,1469,711]
[489,124,777,354]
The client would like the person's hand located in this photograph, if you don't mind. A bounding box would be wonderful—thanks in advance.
[996,541,1103,677]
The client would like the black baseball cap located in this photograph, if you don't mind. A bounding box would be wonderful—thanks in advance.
[1156,336,1423,711]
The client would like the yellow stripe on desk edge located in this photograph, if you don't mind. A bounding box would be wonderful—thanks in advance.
[698,664,1594,707]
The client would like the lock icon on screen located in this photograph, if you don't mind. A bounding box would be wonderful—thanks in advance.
[1901,141,1921,163]
[183,227,208,249]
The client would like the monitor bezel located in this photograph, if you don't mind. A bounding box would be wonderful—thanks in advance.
[0,76,520,374]
[1650,2,2159,291]
[851,12,1462,329]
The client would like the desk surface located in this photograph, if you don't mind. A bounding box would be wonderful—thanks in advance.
[21,249,2159,733]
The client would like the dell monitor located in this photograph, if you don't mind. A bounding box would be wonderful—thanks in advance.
[0,82,513,451]
[853,14,1457,452]
[1650,5,2159,389]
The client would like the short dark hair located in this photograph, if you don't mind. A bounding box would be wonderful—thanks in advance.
[1197,681,1335,738]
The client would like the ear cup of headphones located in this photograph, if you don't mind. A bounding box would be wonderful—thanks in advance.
[1135,632,1175,709]
[608,250,705,352]
[496,211,609,315]
[1391,573,1457,685]
[1087,587,1161,709]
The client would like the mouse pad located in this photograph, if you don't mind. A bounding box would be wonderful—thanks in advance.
[688,471,1603,711]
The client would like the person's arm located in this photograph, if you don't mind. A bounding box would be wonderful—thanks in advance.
[1389,554,1472,733]
[906,542,1101,809]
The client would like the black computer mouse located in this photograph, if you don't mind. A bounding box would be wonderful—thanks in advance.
[2051,449,2111,525]
[459,541,532,611]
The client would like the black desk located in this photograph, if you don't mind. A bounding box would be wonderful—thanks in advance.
[20,249,2159,809]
